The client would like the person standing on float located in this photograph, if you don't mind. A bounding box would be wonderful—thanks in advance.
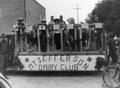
[48,16,55,50]
[38,19,47,52]
[66,18,75,51]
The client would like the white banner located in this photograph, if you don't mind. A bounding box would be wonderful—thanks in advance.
[39,25,46,30]
[53,24,60,30]
[67,24,74,29]
[26,25,32,32]
[95,23,103,28]
[81,24,89,29]
[18,55,105,71]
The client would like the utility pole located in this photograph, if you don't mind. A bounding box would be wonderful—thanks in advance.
[74,4,81,23]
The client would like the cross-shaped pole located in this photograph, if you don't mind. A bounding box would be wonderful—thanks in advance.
[74,4,81,23]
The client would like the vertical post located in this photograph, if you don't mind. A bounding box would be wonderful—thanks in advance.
[52,30,55,51]
[37,27,41,52]
[24,0,26,23]
[47,28,50,52]
[24,0,27,52]
[77,4,79,23]
[104,30,107,52]
[89,25,92,50]
[74,26,77,51]
[24,25,27,52]
[14,25,20,53]
[14,31,17,54]
[20,36,23,52]
[79,26,82,51]
[74,4,81,24]
[101,23,105,51]
[61,28,63,51]
[50,23,54,51]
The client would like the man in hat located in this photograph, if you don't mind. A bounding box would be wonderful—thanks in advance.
[48,16,55,50]
[53,18,61,50]
[66,18,75,51]
[16,18,26,39]
[107,32,118,65]
[0,34,9,79]
[38,19,47,52]
[15,18,26,52]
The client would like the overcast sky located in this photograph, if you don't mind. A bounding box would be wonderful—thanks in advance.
[37,0,102,23]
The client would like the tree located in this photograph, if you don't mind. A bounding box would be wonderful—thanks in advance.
[86,0,120,33]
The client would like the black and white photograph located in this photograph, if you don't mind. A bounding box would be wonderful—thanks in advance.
[0,0,120,88]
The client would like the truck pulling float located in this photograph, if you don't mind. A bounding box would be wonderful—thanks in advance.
[6,22,106,71]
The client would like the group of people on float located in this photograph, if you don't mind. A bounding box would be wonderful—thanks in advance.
[14,15,103,52]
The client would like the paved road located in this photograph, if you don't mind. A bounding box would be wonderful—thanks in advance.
[7,72,105,88]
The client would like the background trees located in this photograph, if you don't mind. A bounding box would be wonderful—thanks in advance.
[87,0,120,34]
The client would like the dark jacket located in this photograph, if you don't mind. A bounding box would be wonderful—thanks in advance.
[0,39,8,71]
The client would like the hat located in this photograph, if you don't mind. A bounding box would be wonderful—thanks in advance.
[67,18,75,24]
[41,19,46,23]
[1,33,6,38]
[53,18,60,23]
[17,18,24,21]
[107,32,115,38]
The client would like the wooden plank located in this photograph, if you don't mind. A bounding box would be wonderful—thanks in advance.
[19,51,105,55]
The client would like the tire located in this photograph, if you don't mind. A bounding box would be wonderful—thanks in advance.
[103,67,120,88]
[0,77,11,88]
[0,81,6,88]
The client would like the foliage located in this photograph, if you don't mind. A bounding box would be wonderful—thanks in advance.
[87,0,120,33]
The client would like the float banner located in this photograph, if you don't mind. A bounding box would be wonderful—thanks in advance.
[18,55,105,71]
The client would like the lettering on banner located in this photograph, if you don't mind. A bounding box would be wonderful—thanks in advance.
[38,64,58,71]
[73,56,78,62]
[37,57,41,63]
[60,55,64,61]
[26,55,90,71]
[42,55,46,62]
[28,63,34,70]
[60,64,79,71]
[66,55,70,62]
[53,55,57,61]
[83,63,89,70]
[78,59,84,65]
[32,60,37,66]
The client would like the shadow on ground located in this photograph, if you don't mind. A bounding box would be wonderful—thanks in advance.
[7,71,103,77]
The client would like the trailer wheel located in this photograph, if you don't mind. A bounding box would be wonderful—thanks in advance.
[0,77,12,88]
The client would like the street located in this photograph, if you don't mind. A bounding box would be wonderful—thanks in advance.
[6,72,106,88]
